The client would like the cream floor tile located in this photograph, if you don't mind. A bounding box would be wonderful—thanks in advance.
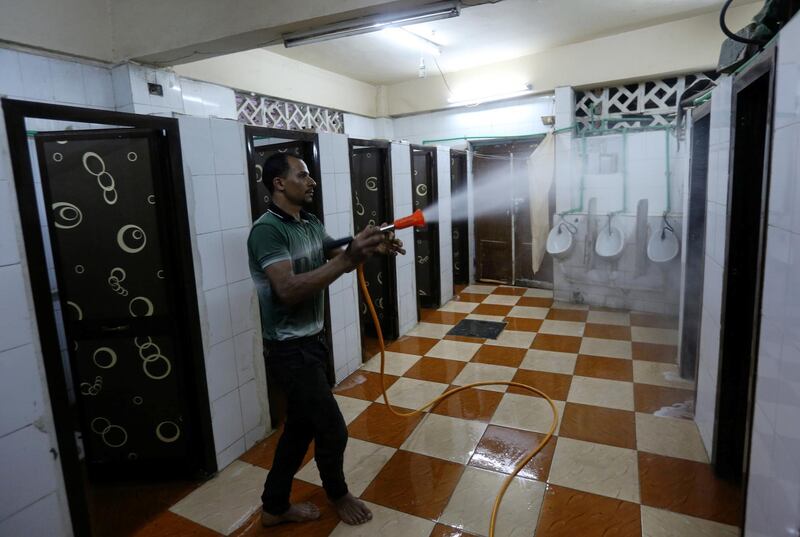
[328,501,435,537]
[485,330,536,349]
[452,362,517,392]
[520,349,577,375]
[551,301,589,310]
[482,294,521,306]
[467,313,506,322]
[567,376,634,411]
[439,300,479,313]
[640,506,740,537]
[524,288,554,298]
[633,361,696,390]
[508,305,549,319]
[439,466,546,537]
[631,326,679,345]
[333,395,371,425]
[170,460,267,535]
[425,339,482,361]
[400,413,487,464]
[635,413,709,463]
[463,284,497,294]
[538,319,585,337]
[548,437,640,503]
[579,337,632,359]
[587,310,631,325]
[382,377,449,410]
[490,392,564,435]
[296,437,395,496]
[362,351,420,376]
[407,322,453,339]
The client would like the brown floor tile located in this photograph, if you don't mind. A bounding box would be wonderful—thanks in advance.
[332,371,398,401]
[632,342,678,364]
[517,296,554,307]
[362,336,383,362]
[428,524,481,537]
[583,323,631,341]
[404,357,466,384]
[504,317,542,332]
[473,303,513,316]
[240,426,315,470]
[630,312,678,329]
[546,309,589,322]
[387,336,439,355]
[444,335,486,344]
[471,345,527,368]
[454,292,487,303]
[469,425,557,482]
[130,511,222,537]
[348,402,424,448]
[454,284,467,294]
[634,384,695,414]
[535,484,641,537]
[508,369,572,400]
[558,403,636,449]
[493,286,527,296]
[232,480,339,537]
[638,452,743,526]
[574,355,633,382]
[361,450,465,521]
[421,310,469,325]
[531,334,582,353]
[431,386,503,422]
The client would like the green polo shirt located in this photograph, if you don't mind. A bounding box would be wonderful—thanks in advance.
[247,204,333,341]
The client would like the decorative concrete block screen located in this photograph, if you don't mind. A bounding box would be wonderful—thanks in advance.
[235,92,344,133]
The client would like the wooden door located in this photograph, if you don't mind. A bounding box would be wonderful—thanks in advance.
[450,150,469,285]
[410,147,440,308]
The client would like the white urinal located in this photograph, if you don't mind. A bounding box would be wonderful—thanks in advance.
[546,224,575,260]
[647,226,680,263]
[595,224,625,261]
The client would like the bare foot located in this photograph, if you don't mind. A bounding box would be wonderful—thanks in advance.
[261,502,321,527]
[334,493,372,525]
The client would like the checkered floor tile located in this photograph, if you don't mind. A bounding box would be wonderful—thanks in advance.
[158,285,743,537]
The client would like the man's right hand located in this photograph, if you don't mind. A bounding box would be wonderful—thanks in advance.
[345,225,384,267]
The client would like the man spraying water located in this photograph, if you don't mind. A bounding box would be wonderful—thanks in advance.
[247,153,404,528]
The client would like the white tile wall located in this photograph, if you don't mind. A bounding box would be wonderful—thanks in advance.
[343,113,377,139]
[0,344,42,438]
[437,146,454,304]
[0,492,69,537]
[178,116,267,469]
[0,425,59,522]
[391,142,419,335]
[745,15,800,537]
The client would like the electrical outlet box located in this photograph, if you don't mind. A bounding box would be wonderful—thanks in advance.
[148,83,163,97]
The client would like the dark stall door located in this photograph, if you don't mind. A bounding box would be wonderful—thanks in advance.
[350,146,398,342]
[35,129,194,475]
[450,151,468,285]
[411,149,440,309]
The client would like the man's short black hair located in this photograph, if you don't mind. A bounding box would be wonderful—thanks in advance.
[263,152,293,194]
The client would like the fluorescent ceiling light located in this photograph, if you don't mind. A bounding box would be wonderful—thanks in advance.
[447,83,534,107]
[382,27,442,56]
[283,1,459,48]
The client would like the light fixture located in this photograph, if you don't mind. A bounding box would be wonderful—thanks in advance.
[447,83,534,107]
[282,1,460,48]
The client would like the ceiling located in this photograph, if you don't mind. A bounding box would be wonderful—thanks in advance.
[267,0,761,85]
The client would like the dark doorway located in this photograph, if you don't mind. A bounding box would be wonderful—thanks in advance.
[714,46,775,484]
[2,99,214,537]
[680,102,711,380]
[410,145,441,309]
[243,127,333,429]
[349,140,399,360]
[450,150,469,287]
[471,137,550,287]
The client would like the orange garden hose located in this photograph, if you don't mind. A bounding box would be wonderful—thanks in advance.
[357,265,558,537]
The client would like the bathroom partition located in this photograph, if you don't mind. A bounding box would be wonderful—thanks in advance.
[450,150,469,286]
[2,98,215,536]
[714,46,776,482]
[410,145,440,309]
[680,102,711,381]
[349,139,399,346]
[243,126,333,426]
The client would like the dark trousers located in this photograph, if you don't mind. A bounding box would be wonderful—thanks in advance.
[261,335,349,514]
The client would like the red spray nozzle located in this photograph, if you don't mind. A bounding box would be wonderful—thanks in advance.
[393,209,425,230]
